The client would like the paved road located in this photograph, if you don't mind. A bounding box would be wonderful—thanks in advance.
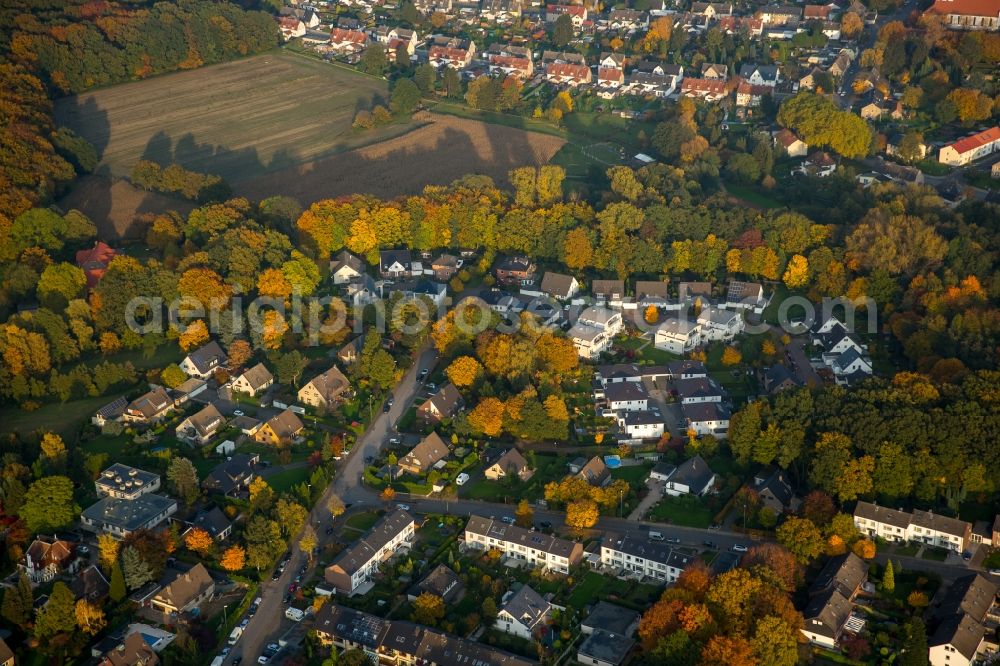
[230,343,439,665]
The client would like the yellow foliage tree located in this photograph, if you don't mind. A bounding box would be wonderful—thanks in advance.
[99,331,122,354]
[761,340,777,357]
[220,545,246,572]
[565,499,599,529]
[722,346,742,366]
[261,310,288,350]
[40,433,66,459]
[178,320,210,352]
[381,486,396,501]
[184,527,213,555]
[826,534,847,556]
[75,599,106,635]
[97,533,120,572]
[467,397,505,437]
[852,538,876,559]
[257,267,293,301]
[445,356,483,387]
[782,254,809,289]
[644,305,659,324]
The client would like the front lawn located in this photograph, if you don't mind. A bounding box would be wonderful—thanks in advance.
[649,495,714,528]
[264,466,311,493]
[611,464,653,485]
[922,546,950,562]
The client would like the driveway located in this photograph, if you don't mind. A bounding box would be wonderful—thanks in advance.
[628,480,663,521]
[784,336,822,388]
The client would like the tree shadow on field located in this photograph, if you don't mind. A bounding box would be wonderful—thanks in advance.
[53,94,111,159]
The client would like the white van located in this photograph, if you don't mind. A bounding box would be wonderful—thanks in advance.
[285,607,305,622]
[649,531,664,541]
[211,657,225,666]
[456,473,470,486]
[228,626,243,645]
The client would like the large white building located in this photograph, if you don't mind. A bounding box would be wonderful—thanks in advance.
[464,515,583,574]
[568,306,624,359]
[324,510,416,594]
[853,501,971,552]
[654,319,702,354]
[938,126,1000,165]
[697,307,744,341]
[600,535,694,583]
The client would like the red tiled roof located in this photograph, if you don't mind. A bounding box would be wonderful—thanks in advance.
[737,80,771,95]
[279,16,301,28]
[430,45,470,61]
[681,77,728,93]
[547,4,587,16]
[76,241,117,289]
[598,66,624,82]
[804,4,831,17]
[330,28,367,44]
[490,54,532,69]
[928,0,1000,17]
[547,62,591,79]
[944,126,1000,155]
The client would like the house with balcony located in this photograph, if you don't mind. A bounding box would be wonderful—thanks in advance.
[325,510,416,594]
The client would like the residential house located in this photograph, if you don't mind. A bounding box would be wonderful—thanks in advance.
[494,256,536,286]
[762,364,802,394]
[81,494,178,538]
[927,0,1000,30]
[416,383,464,424]
[928,573,998,666]
[618,410,665,440]
[329,28,368,55]
[799,66,826,91]
[72,565,110,603]
[175,403,226,445]
[598,67,625,90]
[23,537,76,583]
[122,386,174,424]
[886,132,927,160]
[758,4,803,24]
[578,630,634,666]
[464,515,584,573]
[96,464,160,500]
[929,614,990,666]
[690,1,733,18]
[482,0,522,22]
[325,510,416,594]
[299,365,352,409]
[751,466,799,514]
[231,363,274,396]
[697,307,744,341]
[374,26,418,56]
[701,62,728,79]
[725,280,767,311]
[253,409,305,445]
[654,318,702,354]
[171,378,207,405]
[860,101,884,120]
[649,461,677,483]
[76,241,117,289]
[624,71,678,97]
[736,81,771,108]
[577,456,611,487]
[185,506,232,541]
[581,601,640,637]
[801,588,854,649]
[330,250,365,284]
[408,564,465,603]
[430,254,461,280]
[681,77,729,102]
[338,336,365,366]
[938,127,1000,166]
[498,585,552,640]
[635,280,670,306]
[682,401,731,436]
[739,64,780,86]
[380,249,417,278]
[607,8,648,30]
[600,534,694,582]
[667,359,708,379]
[546,62,592,86]
[312,604,536,666]
[591,279,626,302]
[804,3,832,19]
[540,272,579,300]
[794,151,838,177]
[678,281,713,306]
[829,50,853,77]
[179,341,227,379]
[674,376,725,404]
[599,52,626,69]
[413,0,452,14]
[150,564,215,616]
[398,432,450,476]
[93,396,128,427]
[568,306,623,358]
[813,553,869,601]
[484,448,533,481]
[278,16,306,39]
[99,632,159,666]
[428,37,475,69]
[202,453,259,496]
[345,275,380,308]
[662,455,716,496]
[546,3,588,25]
[603,381,649,412]
[853,501,972,551]
[487,44,534,78]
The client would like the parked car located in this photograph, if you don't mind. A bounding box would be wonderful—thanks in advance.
[988,569,1000,577]
[539,521,552,530]
[418,368,428,379]
[732,544,749,553]
[666,537,681,544]
[501,516,515,524]
[455,473,470,486]
[397,503,411,511]
[234,410,245,417]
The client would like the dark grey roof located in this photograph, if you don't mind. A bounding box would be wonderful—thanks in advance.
[811,553,868,598]
[495,255,535,272]
[501,585,550,630]
[603,535,693,569]
[96,464,160,496]
[313,604,390,649]
[674,376,724,401]
[681,401,731,423]
[803,589,852,640]
[591,279,625,297]
[185,341,227,375]
[202,453,258,494]
[582,601,640,636]
[933,574,998,623]
[669,455,715,490]
[95,396,128,420]
[465,515,579,560]
[604,381,649,403]
[380,249,413,271]
[330,510,416,577]
[929,614,986,660]
[540,271,577,298]
[621,410,662,426]
[82,494,177,532]
[578,630,634,666]
[854,501,911,529]
[189,506,231,539]
[330,249,364,275]
[753,466,795,508]
[667,360,708,378]
[415,564,464,602]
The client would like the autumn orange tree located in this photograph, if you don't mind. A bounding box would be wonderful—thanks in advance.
[184,528,213,556]
[445,355,483,387]
[220,545,246,572]
[644,305,659,324]
[564,499,599,529]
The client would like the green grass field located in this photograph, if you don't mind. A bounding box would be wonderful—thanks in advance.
[649,495,714,528]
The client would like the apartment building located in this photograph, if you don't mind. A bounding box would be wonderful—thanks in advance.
[464,515,583,574]
[600,534,694,583]
[325,510,416,594]
[853,501,972,552]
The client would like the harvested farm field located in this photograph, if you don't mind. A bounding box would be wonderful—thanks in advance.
[53,51,418,183]
[233,111,566,201]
